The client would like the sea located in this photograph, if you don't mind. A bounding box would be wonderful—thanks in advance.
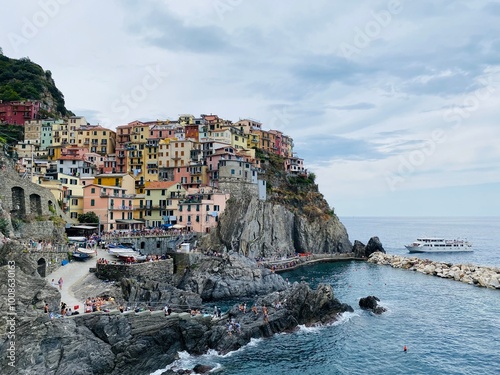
[151,217,500,375]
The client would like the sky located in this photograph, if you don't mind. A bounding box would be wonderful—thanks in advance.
[1,0,500,217]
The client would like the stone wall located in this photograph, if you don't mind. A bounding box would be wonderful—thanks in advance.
[17,221,67,243]
[96,259,174,283]
[0,154,69,239]
[218,179,259,201]
[27,250,69,277]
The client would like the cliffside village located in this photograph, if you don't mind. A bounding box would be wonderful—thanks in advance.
[2,100,307,234]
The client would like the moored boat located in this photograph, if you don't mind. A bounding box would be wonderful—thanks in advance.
[405,237,473,253]
[72,241,97,260]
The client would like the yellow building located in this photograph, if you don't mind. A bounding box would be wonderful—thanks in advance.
[57,173,85,222]
[209,125,248,151]
[144,181,187,228]
[94,173,136,193]
[76,125,116,156]
[158,138,195,169]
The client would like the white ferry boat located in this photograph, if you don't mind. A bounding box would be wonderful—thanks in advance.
[405,237,473,253]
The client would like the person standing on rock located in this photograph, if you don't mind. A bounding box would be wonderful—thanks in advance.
[58,277,63,290]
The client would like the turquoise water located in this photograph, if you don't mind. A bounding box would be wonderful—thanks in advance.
[152,217,500,374]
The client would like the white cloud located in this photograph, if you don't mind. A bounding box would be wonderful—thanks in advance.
[1,0,499,215]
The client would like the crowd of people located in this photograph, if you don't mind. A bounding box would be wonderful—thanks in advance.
[84,296,114,313]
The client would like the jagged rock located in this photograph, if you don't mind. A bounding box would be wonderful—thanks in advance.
[177,253,288,300]
[0,269,352,375]
[193,364,213,373]
[200,196,351,259]
[352,240,366,258]
[365,237,385,257]
[359,295,386,314]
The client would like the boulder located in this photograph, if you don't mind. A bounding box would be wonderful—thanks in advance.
[364,237,385,257]
[193,364,214,373]
[359,295,386,314]
[352,240,366,258]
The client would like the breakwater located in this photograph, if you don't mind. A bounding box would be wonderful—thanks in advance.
[262,253,362,273]
[368,252,500,289]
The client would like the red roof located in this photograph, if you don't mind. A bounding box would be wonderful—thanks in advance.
[146,181,178,189]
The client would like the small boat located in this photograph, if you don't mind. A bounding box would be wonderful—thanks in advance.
[405,238,473,253]
[72,241,97,260]
[107,247,136,255]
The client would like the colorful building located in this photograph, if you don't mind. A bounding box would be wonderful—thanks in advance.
[0,100,43,125]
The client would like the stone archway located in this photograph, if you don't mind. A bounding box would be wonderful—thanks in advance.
[37,258,47,277]
[11,186,26,218]
[30,193,43,216]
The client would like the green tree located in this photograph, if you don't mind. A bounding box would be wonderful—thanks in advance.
[78,212,99,224]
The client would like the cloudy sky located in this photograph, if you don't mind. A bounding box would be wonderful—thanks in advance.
[1,0,500,217]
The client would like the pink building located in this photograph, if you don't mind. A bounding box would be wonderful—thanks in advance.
[177,187,230,233]
[0,100,42,125]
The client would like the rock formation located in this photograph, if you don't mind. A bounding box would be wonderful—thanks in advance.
[0,247,352,375]
[176,252,288,300]
[368,252,500,289]
[201,195,351,259]
[352,237,385,258]
[359,295,386,314]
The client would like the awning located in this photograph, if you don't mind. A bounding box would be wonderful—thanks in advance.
[172,224,185,229]
[115,219,145,224]
[71,225,98,230]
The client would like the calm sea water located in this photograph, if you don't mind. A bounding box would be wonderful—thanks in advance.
[152,217,500,375]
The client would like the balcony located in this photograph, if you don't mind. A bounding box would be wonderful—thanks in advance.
[110,205,133,210]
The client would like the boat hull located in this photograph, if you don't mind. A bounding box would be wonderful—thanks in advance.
[405,245,473,253]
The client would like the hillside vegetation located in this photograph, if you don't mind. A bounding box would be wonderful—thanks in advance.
[257,149,336,221]
[0,51,72,118]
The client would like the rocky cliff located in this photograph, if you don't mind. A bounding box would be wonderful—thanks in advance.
[0,243,352,375]
[201,150,351,258]
[202,194,351,259]
[176,253,288,300]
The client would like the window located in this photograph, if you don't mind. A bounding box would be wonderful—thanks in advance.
[91,188,95,194]
[90,199,95,206]
[214,205,220,211]
[206,205,210,211]
[110,212,114,220]
[70,212,78,219]
[97,178,102,185]
[72,199,78,205]
[147,190,150,196]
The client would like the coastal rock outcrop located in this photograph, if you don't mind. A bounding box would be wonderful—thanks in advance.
[201,196,351,259]
[0,273,352,375]
[368,252,500,289]
[359,295,386,314]
[177,252,288,300]
[352,237,385,258]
